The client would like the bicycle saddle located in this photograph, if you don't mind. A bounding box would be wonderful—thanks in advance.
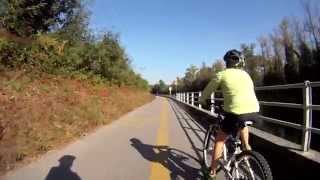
[245,121,253,126]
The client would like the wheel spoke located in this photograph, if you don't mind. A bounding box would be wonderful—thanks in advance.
[236,155,265,180]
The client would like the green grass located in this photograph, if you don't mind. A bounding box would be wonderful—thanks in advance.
[4,76,33,92]
[38,84,51,93]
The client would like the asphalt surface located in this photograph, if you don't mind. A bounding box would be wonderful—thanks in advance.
[2,97,226,180]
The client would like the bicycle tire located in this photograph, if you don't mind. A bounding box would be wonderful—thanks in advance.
[203,127,214,168]
[234,151,272,180]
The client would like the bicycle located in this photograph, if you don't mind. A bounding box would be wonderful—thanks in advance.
[202,104,272,180]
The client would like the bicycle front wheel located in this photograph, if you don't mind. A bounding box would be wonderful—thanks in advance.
[203,127,215,168]
[233,151,272,180]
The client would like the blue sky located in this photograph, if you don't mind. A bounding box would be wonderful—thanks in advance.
[89,0,313,84]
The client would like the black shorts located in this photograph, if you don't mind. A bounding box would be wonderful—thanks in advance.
[221,112,259,135]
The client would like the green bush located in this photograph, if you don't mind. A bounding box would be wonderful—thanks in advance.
[0,32,150,90]
[0,0,149,90]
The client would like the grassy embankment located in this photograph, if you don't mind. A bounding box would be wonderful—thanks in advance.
[0,70,154,173]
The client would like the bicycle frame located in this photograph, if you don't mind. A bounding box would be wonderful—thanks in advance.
[207,124,256,180]
[220,135,242,179]
[203,104,272,180]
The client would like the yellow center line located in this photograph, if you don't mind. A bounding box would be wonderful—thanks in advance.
[149,99,170,180]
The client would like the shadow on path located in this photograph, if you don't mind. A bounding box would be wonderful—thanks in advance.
[166,99,222,179]
[167,99,208,161]
[130,138,202,180]
[45,155,82,180]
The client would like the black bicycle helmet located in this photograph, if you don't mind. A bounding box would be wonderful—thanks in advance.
[223,49,245,68]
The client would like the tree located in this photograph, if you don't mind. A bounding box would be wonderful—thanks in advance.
[1,0,79,37]
[258,36,272,77]
[183,64,198,91]
[279,19,300,83]
[302,0,320,51]
[302,0,320,72]
[263,34,286,85]
[194,62,213,91]
[57,0,91,44]
[212,60,224,72]
[159,80,168,94]
[176,77,184,92]
[298,41,314,80]
[0,0,7,25]
[151,83,160,94]
[241,43,263,85]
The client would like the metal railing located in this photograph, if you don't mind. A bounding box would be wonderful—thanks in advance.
[174,81,320,152]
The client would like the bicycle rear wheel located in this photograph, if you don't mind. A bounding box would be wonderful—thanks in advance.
[233,151,272,180]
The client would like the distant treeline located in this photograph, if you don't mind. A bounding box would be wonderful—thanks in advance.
[0,0,149,89]
[152,0,320,93]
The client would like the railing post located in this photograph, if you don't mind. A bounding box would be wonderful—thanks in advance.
[191,92,194,106]
[302,81,312,152]
[210,93,215,114]
[183,93,186,103]
[198,91,202,109]
[187,93,189,104]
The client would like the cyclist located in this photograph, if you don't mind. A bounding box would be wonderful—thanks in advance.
[199,49,260,179]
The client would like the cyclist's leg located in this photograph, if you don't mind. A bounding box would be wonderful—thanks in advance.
[240,126,251,150]
[209,113,236,176]
[210,129,227,176]
[238,113,259,151]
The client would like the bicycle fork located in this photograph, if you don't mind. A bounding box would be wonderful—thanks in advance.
[220,148,256,180]
[220,145,234,179]
[232,157,255,180]
[244,157,255,180]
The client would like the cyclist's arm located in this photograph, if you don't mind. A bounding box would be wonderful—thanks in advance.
[199,72,222,105]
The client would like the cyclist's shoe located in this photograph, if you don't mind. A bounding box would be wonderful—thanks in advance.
[242,144,252,151]
[207,173,217,180]
[203,168,217,180]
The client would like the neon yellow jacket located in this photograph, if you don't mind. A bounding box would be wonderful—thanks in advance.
[199,68,259,114]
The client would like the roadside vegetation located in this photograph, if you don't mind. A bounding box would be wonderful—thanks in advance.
[0,0,154,173]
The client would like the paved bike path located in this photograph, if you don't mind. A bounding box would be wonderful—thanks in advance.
[2,97,224,180]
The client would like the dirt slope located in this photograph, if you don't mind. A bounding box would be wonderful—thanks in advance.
[0,70,154,173]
